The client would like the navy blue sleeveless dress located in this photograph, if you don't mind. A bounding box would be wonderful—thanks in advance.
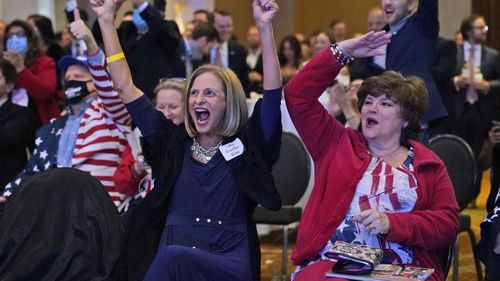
[143,146,252,281]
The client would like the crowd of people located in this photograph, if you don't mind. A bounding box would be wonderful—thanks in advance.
[0,0,499,280]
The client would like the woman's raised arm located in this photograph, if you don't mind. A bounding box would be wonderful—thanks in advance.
[252,0,282,144]
[253,0,281,90]
[90,0,143,103]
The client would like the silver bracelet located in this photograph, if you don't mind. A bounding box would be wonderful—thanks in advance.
[331,43,354,65]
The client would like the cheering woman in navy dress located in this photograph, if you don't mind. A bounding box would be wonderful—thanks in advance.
[90,0,283,280]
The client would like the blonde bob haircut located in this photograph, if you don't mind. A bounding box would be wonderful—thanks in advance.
[184,64,248,138]
[152,78,187,105]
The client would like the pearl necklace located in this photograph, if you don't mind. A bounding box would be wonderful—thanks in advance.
[191,138,222,164]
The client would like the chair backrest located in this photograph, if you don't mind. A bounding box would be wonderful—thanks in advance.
[428,134,477,211]
[271,132,311,206]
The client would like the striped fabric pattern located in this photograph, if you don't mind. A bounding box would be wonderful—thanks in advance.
[71,54,131,205]
[2,51,132,206]
[326,154,419,264]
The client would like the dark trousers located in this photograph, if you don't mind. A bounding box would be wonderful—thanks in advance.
[453,104,490,200]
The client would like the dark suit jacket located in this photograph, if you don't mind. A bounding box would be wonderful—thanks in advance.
[386,0,447,123]
[118,4,182,98]
[248,53,263,94]
[228,41,251,97]
[0,100,36,191]
[433,38,458,122]
[453,44,500,122]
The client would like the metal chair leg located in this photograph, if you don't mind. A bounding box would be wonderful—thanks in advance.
[466,229,483,281]
[453,237,459,281]
[282,225,288,281]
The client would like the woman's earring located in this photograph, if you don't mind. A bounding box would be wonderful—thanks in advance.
[403,122,409,128]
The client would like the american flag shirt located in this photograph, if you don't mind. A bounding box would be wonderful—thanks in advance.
[3,50,131,206]
[322,146,418,264]
[292,146,418,280]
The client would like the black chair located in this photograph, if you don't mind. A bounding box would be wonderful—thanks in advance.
[253,132,311,281]
[429,134,483,281]
[437,245,453,280]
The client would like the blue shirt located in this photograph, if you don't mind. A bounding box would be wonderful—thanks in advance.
[389,14,411,35]
[56,99,94,167]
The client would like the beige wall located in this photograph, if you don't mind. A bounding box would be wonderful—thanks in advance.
[294,0,380,37]
[439,0,472,40]
[0,0,472,44]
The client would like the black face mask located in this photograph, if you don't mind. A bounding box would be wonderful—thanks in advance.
[64,80,92,105]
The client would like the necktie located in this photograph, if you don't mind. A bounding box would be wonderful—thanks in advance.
[466,46,478,104]
[75,41,81,56]
[214,45,224,67]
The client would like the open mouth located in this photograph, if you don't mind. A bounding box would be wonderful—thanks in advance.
[366,117,379,128]
[384,7,394,16]
[195,108,210,124]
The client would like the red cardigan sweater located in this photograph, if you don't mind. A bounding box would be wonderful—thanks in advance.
[284,47,459,281]
[17,55,60,124]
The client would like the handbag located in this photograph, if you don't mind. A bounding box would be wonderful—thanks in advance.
[325,240,383,275]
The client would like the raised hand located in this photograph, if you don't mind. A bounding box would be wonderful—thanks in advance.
[90,0,115,24]
[70,9,99,54]
[252,0,279,28]
[338,31,391,59]
[2,51,25,73]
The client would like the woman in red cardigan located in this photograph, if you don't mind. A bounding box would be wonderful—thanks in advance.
[3,20,60,125]
[284,32,459,281]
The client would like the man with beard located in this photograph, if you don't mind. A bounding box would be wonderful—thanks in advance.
[453,14,500,208]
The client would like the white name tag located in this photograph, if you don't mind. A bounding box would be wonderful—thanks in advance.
[219,138,244,161]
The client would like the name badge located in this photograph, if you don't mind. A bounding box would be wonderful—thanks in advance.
[219,138,244,161]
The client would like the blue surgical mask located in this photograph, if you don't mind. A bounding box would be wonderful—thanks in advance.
[6,35,28,55]
[132,10,148,32]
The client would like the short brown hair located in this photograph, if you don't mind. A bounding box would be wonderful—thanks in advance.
[184,64,247,138]
[357,71,428,141]
[191,22,219,42]
[460,14,484,41]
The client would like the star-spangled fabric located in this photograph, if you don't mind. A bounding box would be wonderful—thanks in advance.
[324,147,417,265]
[2,116,68,197]
[476,188,500,278]
[293,147,418,279]
[483,189,500,224]
[3,49,132,206]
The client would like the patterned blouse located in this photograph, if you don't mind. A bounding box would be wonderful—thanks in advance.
[292,146,418,279]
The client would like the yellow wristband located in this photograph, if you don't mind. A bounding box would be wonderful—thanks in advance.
[106,52,125,64]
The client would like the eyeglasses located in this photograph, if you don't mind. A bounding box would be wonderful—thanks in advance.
[473,25,489,32]
[158,77,187,84]
[7,31,26,39]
